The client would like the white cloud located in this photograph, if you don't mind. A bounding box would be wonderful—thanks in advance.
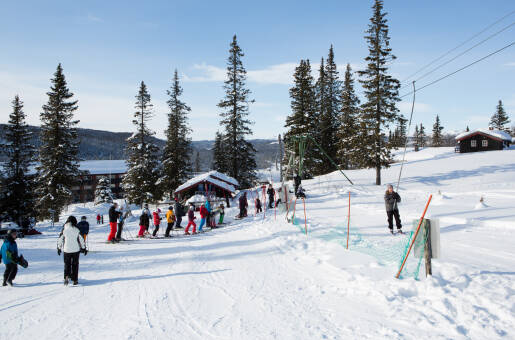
[248,63,297,85]
[398,101,433,114]
[182,63,226,82]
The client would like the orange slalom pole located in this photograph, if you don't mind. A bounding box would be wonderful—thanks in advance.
[346,191,350,249]
[395,194,433,279]
[302,198,307,235]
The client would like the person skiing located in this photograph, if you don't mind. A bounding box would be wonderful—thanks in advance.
[384,184,403,234]
[198,203,208,232]
[185,204,197,235]
[205,199,212,228]
[77,216,90,242]
[255,197,262,213]
[1,230,21,286]
[293,173,302,195]
[115,208,126,241]
[142,204,152,232]
[164,206,176,237]
[296,184,306,199]
[218,204,225,224]
[267,184,275,209]
[152,209,162,237]
[107,202,120,243]
[238,192,248,218]
[138,210,150,237]
[96,214,101,225]
[57,216,87,286]
[174,198,184,229]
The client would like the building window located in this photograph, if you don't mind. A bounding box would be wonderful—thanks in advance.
[482,140,488,147]
[471,140,477,148]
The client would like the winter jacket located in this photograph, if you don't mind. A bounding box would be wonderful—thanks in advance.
[174,202,185,217]
[77,221,90,235]
[267,187,275,198]
[256,198,262,209]
[57,223,86,253]
[188,209,195,222]
[294,175,301,187]
[118,213,125,224]
[166,210,175,223]
[153,211,161,226]
[205,200,211,213]
[109,205,120,223]
[239,195,248,210]
[199,206,208,219]
[139,213,150,228]
[384,191,401,212]
[1,235,18,265]
[96,214,101,221]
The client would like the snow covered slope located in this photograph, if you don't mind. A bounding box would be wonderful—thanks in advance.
[1,147,514,339]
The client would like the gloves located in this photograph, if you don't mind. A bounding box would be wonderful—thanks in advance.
[57,248,61,256]
[82,249,88,256]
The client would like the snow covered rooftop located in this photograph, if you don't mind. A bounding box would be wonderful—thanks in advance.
[455,128,512,142]
[175,171,237,193]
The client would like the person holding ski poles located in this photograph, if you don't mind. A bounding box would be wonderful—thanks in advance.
[77,216,90,242]
[267,184,275,209]
[384,184,403,234]
[57,216,87,286]
[198,203,208,232]
[107,202,121,243]
[138,211,150,237]
[185,204,197,235]
[115,208,126,241]
[174,198,185,229]
[152,209,162,237]
[164,206,176,237]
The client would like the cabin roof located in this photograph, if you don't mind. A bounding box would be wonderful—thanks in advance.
[455,128,512,142]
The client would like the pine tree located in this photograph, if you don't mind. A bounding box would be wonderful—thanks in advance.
[432,115,444,147]
[122,81,161,206]
[284,59,320,178]
[489,100,511,131]
[0,95,36,222]
[217,35,257,188]
[35,64,80,220]
[419,123,427,148]
[94,177,114,205]
[466,126,470,132]
[413,124,420,151]
[212,131,228,173]
[357,0,401,185]
[314,57,328,172]
[194,151,201,173]
[396,114,408,148]
[161,70,192,196]
[337,64,360,169]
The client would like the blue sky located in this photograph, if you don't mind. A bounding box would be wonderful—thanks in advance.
[1,0,514,140]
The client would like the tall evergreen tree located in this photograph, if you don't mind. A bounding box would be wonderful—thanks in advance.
[419,123,427,148]
[431,115,444,147]
[396,114,408,148]
[413,124,420,151]
[122,81,161,205]
[465,126,470,132]
[284,59,320,178]
[489,100,511,131]
[337,64,360,169]
[357,0,401,185]
[94,177,114,205]
[35,64,80,220]
[161,70,192,195]
[212,131,228,173]
[217,35,257,188]
[0,95,36,222]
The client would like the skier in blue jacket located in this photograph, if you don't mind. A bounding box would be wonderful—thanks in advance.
[1,229,19,286]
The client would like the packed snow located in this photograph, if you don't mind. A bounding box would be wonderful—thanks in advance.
[1,147,514,339]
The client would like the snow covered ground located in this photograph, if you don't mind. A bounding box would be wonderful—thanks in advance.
[1,147,514,339]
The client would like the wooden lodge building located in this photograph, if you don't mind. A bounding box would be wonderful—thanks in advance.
[455,128,512,153]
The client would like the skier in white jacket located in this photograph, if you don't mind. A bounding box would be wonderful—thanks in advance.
[57,216,87,286]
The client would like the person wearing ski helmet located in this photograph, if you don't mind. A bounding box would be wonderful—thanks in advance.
[267,184,275,209]
[107,202,121,243]
[185,204,197,235]
[57,216,87,286]
[1,230,22,286]
[165,206,175,237]
[384,184,402,234]
[77,216,90,242]
[152,209,162,237]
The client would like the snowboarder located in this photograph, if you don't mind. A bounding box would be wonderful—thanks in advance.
[164,206,176,237]
[185,204,197,235]
[218,204,225,224]
[107,202,121,243]
[293,173,302,195]
[57,216,87,286]
[198,203,208,232]
[1,230,24,286]
[115,208,126,241]
[152,209,162,237]
[77,216,90,242]
[174,198,184,229]
[238,192,248,218]
[138,211,150,237]
[267,184,275,209]
[96,214,101,225]
[384,184,403,234]
[256,197,262,213]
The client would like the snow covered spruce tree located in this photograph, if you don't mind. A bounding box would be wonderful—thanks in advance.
[419,123,427,148]
[431,115,444,147]
[212,131,229,173]
[357,0,401,185]
[284,59,321,178]
[489,100,510,132]
[36,64,80,220]
[94,177,113,205]
[0,95,36,222]
[413,125,420,151]
[160,70,192,196]
[122,81,161,206]
[217,35,257,188]
[336,64,360,169]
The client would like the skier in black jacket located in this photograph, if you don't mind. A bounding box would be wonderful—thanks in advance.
[293,173,301,195]
[266,184,275,209]
[384,184,402,234]
[174,198,184,229]
[107,203,121,243]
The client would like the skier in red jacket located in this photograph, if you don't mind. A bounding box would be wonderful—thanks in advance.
[152,209,162,237]
[198,203,208,232]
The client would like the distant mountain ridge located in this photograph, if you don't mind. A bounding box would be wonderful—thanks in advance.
[0,125,280,170]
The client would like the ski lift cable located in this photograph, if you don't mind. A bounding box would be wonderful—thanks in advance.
[399,41,515,99]
[399,20,515,90]
[396,81,416,192]
[400,9,515,85]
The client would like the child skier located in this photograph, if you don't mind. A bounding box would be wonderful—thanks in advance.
[165,206,175,237]
[1,230,26,286]
[198,203,208,232]
[77,216,90,242]
[96,214,101,225]
[256,197,262,213]
[57,216,87,286]
[185,204,197,235]
[152,209,162,237]
[138,210,150,237]
[115,208,125,241]
[267,184,275,209]
[384,184,402,234]
[218,204,225,224]
[142,204,151,232]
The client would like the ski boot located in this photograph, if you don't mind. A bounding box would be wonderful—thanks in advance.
[64,276,69,286]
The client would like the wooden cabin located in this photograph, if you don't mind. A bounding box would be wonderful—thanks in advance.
[455,128,512,153]
[174,171,238,207]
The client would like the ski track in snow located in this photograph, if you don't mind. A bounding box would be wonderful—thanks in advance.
[1,147,515,339]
